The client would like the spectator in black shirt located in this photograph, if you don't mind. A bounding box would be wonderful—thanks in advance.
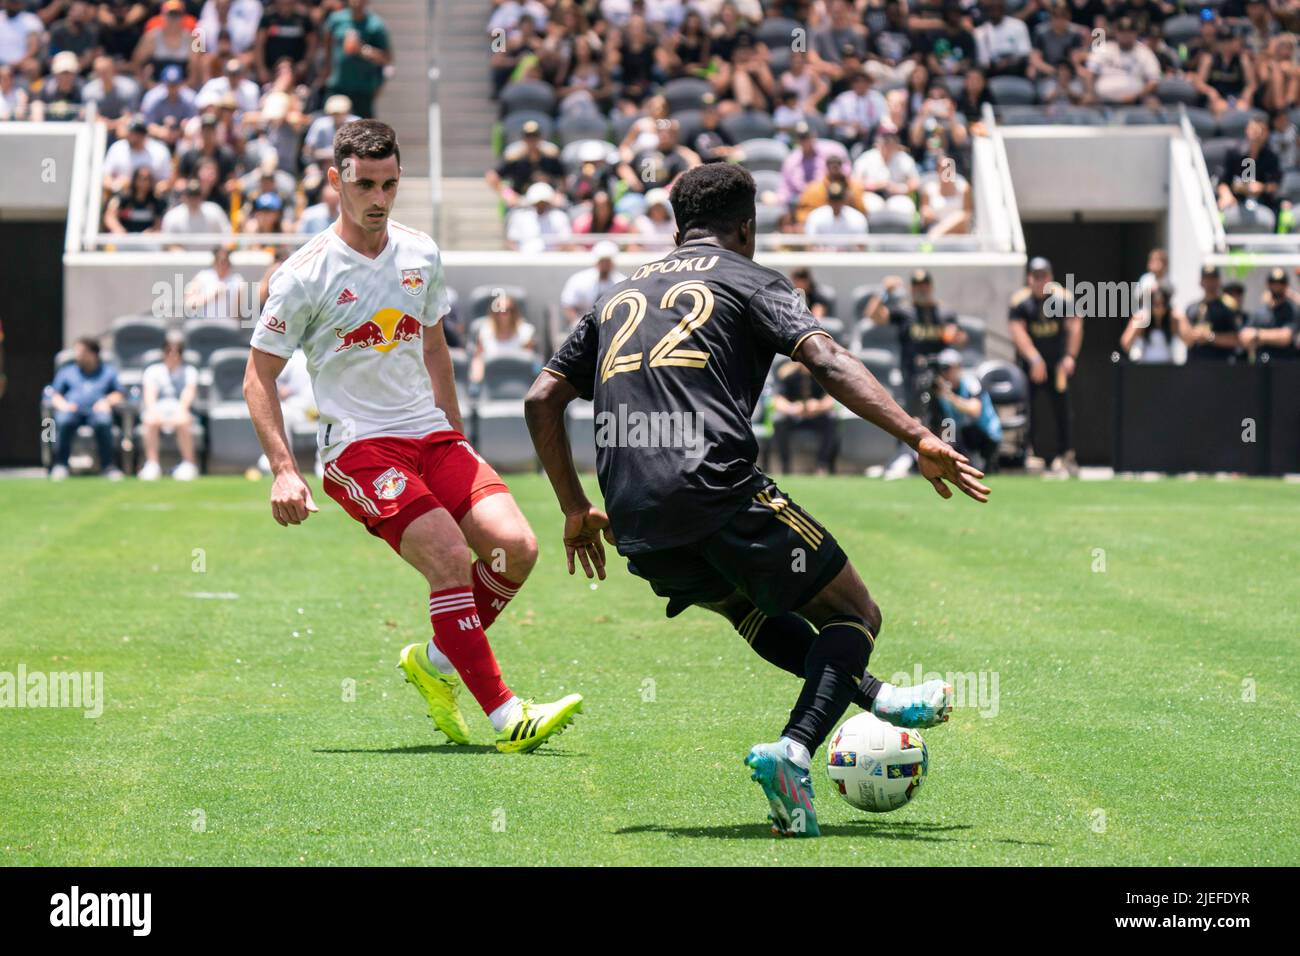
[32,51,84,121]
[1178,264,1243,362]
[103,165,165,234]
[1240,267,1299,363]
[790,267,832,319]
[772,359,841,475]
[1029,2,1085,81]
[177,113,237,182]
[486,119,565,209]
[690,93,737,164]
[867,0,919,86]
[1195,24,1258,116]
[618,118,700,195]
[925,2,978,78]
[48,1,100,73]
[1217,116,1282,213]
[256,0,315,86]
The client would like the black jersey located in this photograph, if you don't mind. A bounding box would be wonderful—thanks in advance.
[1187,295,1242,362]
[545,240,829,555]
[1009,286,1070,366]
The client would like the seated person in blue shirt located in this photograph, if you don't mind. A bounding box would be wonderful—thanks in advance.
[47,337,124,480]
[932,348,1002,474]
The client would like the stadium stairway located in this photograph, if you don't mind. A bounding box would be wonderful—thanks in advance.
[371,0,433,233]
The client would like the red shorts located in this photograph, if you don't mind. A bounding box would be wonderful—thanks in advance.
[321,430,509,552]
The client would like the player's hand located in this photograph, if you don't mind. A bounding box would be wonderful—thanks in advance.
[270,470,319,526]
[916,433,991,503]
[563,506,615,580]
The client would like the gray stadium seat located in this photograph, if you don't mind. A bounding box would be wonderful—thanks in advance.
[720,110,775,143]
[501,110,554,145]
[938,74,965,101]
[756,17,802,50]
[867,208,916,234]
[475,400,536,471]
[1156,78,1199,106]
[855,348,904,394]
[1162,15,1201,47]
[1200,137,1237,177]
[183,317,248,367]
[855,320,900,354]
[661,77,712,114]
[1222,201,1276,234]
[671,109,705,145]
[1117,106,1168,126]
[988,75,1037,106]
[207,347,250,404]
[556,112,610,146]
[1280,170,1300,207]
[1184,106,1217,139]
[609,110,639,144]
[566,400,597,471]
[755,203,785,234]
[751,168,783,199]
[851,284,882,320]
[500,80,556,117]
[736,137,790,173]
[767,45,792,75]
[1216,109,1266,140]
[111,315,167,371]
[957,314,987,363]
[996,105,1052,125]
[481,354,537,402]
[1056,107,1106,126]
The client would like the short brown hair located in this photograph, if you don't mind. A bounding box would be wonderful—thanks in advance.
[333,119,401,175]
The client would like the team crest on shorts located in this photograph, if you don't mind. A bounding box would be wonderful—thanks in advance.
[399,269,424,296]
[373,467,407,499]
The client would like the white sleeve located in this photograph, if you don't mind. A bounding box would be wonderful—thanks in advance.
[559,272,582,309]
[251,265,313,357]
[422,242,451,327]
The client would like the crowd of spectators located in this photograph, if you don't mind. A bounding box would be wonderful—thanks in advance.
[0,0,390,243]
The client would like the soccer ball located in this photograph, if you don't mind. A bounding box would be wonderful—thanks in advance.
[826,712,929,813]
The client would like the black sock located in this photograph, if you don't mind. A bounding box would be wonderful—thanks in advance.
[737,610,879,710]
[781,618,875,754]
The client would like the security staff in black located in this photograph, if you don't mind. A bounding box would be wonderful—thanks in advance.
[524,163,990,836]
[1240,268,1298,363]
[1182,265,1242,362]
[1008,256,1082,473]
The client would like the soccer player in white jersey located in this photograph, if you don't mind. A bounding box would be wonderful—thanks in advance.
[243,120,582,753]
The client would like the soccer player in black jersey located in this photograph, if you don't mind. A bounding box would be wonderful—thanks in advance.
[524,164,990,837]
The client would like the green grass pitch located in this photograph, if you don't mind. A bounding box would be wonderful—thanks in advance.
[1,474,1296,866]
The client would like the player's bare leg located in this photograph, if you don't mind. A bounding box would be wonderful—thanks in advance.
[457,491,538,630]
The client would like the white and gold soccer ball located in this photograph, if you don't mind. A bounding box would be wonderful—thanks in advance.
[826,712,928,813]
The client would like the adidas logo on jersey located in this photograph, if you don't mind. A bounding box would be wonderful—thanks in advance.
[336,288,357,305]
[261,314,286,334]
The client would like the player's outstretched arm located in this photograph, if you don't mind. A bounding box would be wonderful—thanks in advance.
[524,370,615,579]
[796,334,990,503]
[244,347,319,526]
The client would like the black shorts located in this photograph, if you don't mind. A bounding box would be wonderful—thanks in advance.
[626,481,848,618]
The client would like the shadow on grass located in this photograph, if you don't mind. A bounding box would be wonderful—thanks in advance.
[313,743,583,756]
[615,820,976,842]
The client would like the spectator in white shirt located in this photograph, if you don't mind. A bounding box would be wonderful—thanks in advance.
[507,182,572,253]
[1084,17,1161,105]
[853,126,920,216]
[184,246,249,323]
[0,0,43,77]
[470,293,538,384]
[633,187,677,242]
[198,0,263,55]
[138,332,200,481]
[196,58,261,115]
[0,62,29,119]
[804,180,869,249]
[560,240,626,328]
[162,179,233,243]
[103,116,174,194]
[975,0,1032,77]
[826,69,889,147]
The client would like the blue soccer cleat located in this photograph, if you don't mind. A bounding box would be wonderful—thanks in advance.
[745,742,821,838]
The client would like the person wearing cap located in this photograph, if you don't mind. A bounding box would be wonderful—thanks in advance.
[804,178,869,248]
[1009,256,1081,476]
[1194,22,1257,116]
[102,113,173,193]
[795,153,866,225]
[826,69,888,146]
[1178,265,1243,362]
[853,124,920,216]
[140,61,197,138]
[1239,268,1298,363]
[161,177,233,243]
[864,271,966,404]
[255,0,315,85]
[932,347,1002,473]
[303,94,358,168]
[975,0,1031,77]
[780,122,851,204]
[0,0,44,78]
[560,240,627,329]
[1083,17,1161,105]
[30,49,84,122]
[506,181,572,253]
[633,187,677,242]
[487,119,564,208]
[197,56,261,115]
[242,189,287,239]
[322,0,391,119]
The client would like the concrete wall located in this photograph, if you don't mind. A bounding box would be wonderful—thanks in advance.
[0,123,79,219]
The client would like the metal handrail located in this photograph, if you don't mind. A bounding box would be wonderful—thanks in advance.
[981,103,1026,255]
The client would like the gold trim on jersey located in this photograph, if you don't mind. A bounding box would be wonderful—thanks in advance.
[755,488,824,550]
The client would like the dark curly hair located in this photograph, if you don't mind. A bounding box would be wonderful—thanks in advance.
[333,119,401,174]
[669,163,756,238]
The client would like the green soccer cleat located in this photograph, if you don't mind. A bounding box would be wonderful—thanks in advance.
[871,679,954,729]
[745,742,821,838]
[398,642,472,745]
[494,694,583,754]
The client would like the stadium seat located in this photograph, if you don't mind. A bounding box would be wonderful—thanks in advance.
[736,137,790,173]
[868,208,916,234]
[1156,78,1199,106]
[800,111,829,139]
[111,315,167,371]
[751,168,784,199]
[957,315,987,363]
[566,400,597,471]
[449,348,472,419]
[855,348,904,394]
[996,105,1052,126]
[207,347,250,404]
[1216,109,1266,140]
[813,282,838,321]
[556,113,611,146]
[854,319,900,355]
[481,354,537,402]
[501,111,554,145]
[183,318,248,367]
[977,358,1029,463]
[1222,201,1276,234]
[1056,107,1106,126]
[1200,137,1236,176]
[755,17,802,50]
[1280,170,1300,207]
[1116,106,1168,126]
[767,45,792,75]
[500,80,557,117]
[661,77,712,114]
[468,284,527,320]
[755,203,785,234]
[559,138,616,174]
[1183,107,1217,139]
[850,284,882,321]
[988,76,1037,106]
[720,110,775,143]
[608,110,639,144]
[1162,14,1201,47]
[475,400,537,471]
[671,109,705,146]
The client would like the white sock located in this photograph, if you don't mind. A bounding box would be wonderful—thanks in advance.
[425,639,455,674]
[780,736,811,770]
[488,695,522,732]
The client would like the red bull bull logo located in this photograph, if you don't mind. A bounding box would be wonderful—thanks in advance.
[400,269,424,296]
[334,308,423,353]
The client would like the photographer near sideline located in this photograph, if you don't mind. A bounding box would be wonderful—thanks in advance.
[932,349,1002,475]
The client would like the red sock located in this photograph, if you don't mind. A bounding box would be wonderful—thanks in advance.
[428,587,514,714]
[472,559,521,630]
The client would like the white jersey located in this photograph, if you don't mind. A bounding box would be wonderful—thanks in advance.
[250,219,452,463]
